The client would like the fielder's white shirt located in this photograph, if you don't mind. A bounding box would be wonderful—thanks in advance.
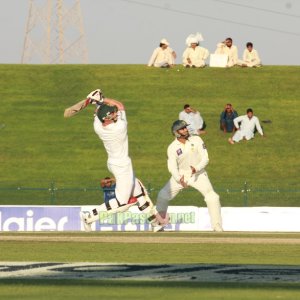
[94,110,131,166]
[167,136,209,183]
[233,115,263,136]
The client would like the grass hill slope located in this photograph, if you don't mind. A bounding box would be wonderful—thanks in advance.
[0,65,299,206]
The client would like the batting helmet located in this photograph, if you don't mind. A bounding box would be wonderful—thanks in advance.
[171,120,189,137]
[97,104,118,122]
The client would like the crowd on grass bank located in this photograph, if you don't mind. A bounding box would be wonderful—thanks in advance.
[177,103,265,145]
[147,32,265,144]
[147,33,261,69]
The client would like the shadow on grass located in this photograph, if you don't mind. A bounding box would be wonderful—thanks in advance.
[0,279,300,290]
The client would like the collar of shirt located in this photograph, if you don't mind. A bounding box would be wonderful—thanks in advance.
[175,137,191,146]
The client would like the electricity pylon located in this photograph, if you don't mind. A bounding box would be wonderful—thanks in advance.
[22,0,88,64]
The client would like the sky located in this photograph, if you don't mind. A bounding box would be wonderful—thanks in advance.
[0,0,300,65]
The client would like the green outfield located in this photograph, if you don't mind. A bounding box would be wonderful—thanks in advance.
[0,232,300,299]
[0,65,299,206]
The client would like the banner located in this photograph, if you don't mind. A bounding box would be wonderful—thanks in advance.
[81,205,200,232]
[0,206,81,231]
[0,206,299,232]
[222,207,300,232]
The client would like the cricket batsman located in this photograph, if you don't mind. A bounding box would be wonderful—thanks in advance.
[64,89,163,232]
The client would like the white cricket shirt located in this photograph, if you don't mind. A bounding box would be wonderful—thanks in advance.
[94,110,131,166]
[167,135,209,182]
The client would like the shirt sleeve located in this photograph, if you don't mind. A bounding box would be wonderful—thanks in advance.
[203,48,210,60]
[215,43,225,54]
[220,111,225,121]
[233,46,238,64]
[179,111,186,121]
[182,48,190,62]
[194,137,209,172]
[243,49,247,61]
[255,117,263,135]
[167,144,181,182]
[119,110,127,122]
[233,115,243,128]
[147,48,158,66]
[254,49,261,64]
[194,112,203,129]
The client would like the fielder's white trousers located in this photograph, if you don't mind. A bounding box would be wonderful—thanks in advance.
[156,171,223,231]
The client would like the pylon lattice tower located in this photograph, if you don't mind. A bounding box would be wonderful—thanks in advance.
[22,0,88,64]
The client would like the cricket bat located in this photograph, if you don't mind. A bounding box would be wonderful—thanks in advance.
[64,98,90,118]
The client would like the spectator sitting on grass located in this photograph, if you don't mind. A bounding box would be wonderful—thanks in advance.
[182,33,209,68]
[179,104,206,135]
[147,38,176,68]
[228,108,264,144]
[220,103,238,133]
[239,42,261,68]
[215,37,238,67]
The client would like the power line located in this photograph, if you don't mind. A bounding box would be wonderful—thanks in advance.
[120,0,300,37]
[211,0,300,19]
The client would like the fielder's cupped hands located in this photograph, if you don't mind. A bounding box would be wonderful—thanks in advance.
[190,166,196,174]
[179,175,188,188]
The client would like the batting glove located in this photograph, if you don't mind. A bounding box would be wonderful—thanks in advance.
[87,89,104,104]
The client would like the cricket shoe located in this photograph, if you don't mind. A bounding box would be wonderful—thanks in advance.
[80,211,92,232]
[213,223,224,232]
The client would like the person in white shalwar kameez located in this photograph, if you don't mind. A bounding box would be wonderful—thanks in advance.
[182,37,209,68]
[148,38,176,68]
[215,37,238,67]
[179,104,206,135]
[240,42,261,67]
[228,108,264,144]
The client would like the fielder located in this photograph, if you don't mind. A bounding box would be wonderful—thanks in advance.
[156,120,223,231]
[64,89,163,232]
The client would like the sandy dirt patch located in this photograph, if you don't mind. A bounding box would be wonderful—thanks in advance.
[1,235,300,244]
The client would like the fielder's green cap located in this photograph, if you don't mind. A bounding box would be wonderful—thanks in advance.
[97,104,117,122]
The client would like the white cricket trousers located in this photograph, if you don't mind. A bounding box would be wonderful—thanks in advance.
[87,161,147,223]
[108,161,135,205]
[156,171,223,231]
